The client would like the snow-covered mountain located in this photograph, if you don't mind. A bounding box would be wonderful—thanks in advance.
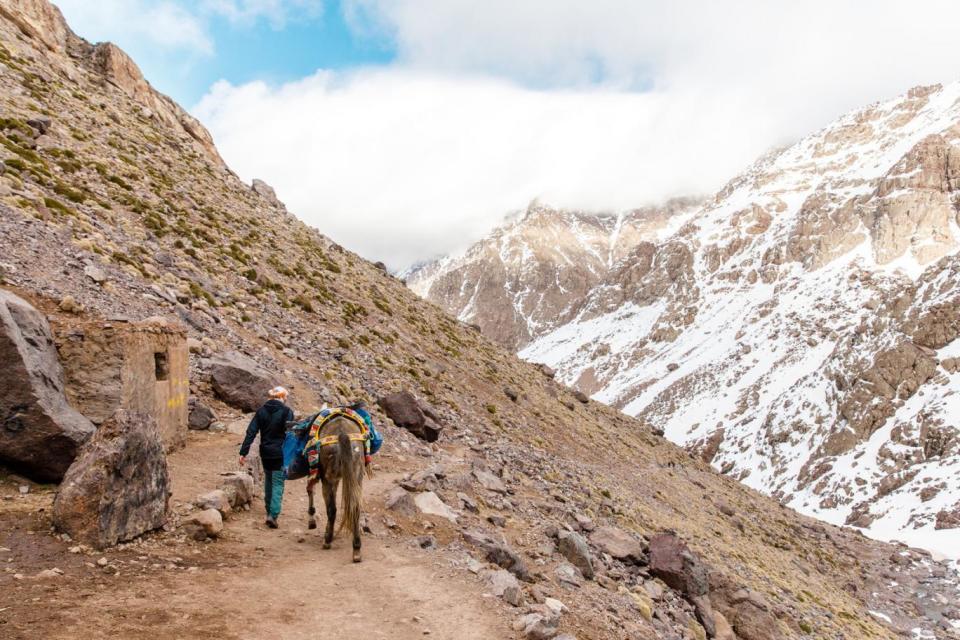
[404,198,702,350]
[411,83,960,559]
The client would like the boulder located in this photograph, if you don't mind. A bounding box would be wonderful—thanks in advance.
[0,290,95,482]
[219,471,254,508]
[589,526,645,564]
[649,533,717,635]
[187,397,217,430]
[648,532,709,596]
[557,531,594,579]
[26,116,51,135]
[462,528,530,581]
[413,491,459,522]
[716,587,783,640]
[473,468,508,493]
[514,612,559,639]
[385,485,415,513]
[83,264,106,284]
[204,351,275,412]
[714,611,736,640]
[52,410,169,548]
[377,391,442,442]
[195,489,231,518]
[251,179,283,207]
[225,414,254,435]
[190,508,223,538]
[57,295,83,314]
[554,563,584,587]
[487,568,523,606]
[458,492,479,513]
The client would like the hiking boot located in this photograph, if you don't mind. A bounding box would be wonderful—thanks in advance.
[265,517,279,529]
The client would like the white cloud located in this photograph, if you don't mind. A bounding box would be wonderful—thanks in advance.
[56,0,213,54]
[201,0,323,29]
[195,1,960,268]
[195,70,781,268]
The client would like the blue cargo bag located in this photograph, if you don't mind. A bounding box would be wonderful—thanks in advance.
[282,413,316,480]
[355,408,383,454]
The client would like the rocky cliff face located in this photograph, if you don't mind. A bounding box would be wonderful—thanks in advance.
[498,83,960,561]
[0,1,958,638]
[405,198,701,350]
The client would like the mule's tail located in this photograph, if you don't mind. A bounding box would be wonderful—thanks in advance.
[337,432,362,536]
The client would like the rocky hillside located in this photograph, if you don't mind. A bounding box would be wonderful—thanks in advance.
[0,1,958,639]
[405,199,701,351]
[438,83,960,562]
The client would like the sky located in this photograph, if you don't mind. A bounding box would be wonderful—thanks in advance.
[55,1,960,269]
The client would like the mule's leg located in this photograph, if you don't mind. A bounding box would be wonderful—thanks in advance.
[322,478,337,550]
[352,467,362,563]
[307,478,317,530]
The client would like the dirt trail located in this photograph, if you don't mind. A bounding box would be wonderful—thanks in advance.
[0,433,514,640]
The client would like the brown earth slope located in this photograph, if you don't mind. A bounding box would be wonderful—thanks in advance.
[0,1,957,639]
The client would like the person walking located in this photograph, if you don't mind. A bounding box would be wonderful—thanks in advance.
[239,386,294,528]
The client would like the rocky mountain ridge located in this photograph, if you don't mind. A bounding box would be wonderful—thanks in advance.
[416,81,960,565]
[405,198,701,351]
[0,1,958,638]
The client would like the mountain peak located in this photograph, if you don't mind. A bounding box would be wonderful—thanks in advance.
[405,198,703,350]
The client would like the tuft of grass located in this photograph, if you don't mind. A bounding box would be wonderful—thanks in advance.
[43,197,75,217]
[53,181,86,203]
[292,295,314,313]
[106,174,132,190]
[188,281,215,306]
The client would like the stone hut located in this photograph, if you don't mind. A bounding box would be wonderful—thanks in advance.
[53,317,188,450]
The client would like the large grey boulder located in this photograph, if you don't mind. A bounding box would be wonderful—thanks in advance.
[0,289,94,482]
[557,530,594,579]
[377,391,442,442]
[589,525,645,564]
[52,410,170,548]
[462,528,530,581]
[219,471,255,508]
[204,351,275,412]
[187,397,216,430]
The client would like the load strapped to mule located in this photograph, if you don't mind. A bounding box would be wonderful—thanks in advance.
[282,405,383,480]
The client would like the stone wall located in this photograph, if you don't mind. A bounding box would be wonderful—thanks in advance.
[53,318,188,450]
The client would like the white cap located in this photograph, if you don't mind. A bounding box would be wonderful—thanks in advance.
[268,386,289,399]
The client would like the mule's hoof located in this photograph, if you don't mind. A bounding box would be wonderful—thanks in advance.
[308,521,317,530]
[353,553,362,563]
[322,542,331,550]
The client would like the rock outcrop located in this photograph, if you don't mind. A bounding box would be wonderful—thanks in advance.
[0,289,94,481]
[204,351,276,412]
[188,397,216,430]
[52,410,169,548]
[377,391,442,442]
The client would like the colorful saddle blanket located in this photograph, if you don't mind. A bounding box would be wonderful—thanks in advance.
[304,408,370,478]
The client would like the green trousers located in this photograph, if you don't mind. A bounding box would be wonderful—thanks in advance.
[263,469,285,519]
